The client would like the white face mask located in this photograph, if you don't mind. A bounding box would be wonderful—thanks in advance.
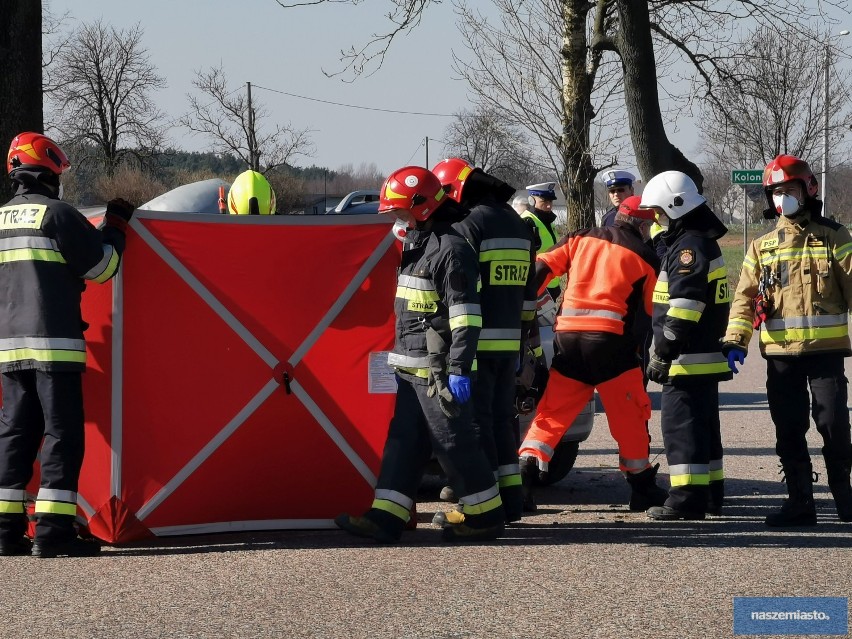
[773,193,802,217]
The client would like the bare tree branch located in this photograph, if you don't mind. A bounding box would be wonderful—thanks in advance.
[180,65,315,173]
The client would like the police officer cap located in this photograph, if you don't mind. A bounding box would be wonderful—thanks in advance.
[525,182,557,200]
[603,170,635,189]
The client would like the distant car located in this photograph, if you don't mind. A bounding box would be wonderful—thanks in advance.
[141,178,231,214]
[77,178,230,220]
[328,190,380,215]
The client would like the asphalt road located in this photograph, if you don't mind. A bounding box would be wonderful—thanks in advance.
[2,352,850,639]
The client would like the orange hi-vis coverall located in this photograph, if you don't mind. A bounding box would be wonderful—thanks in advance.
[519,222,659,473]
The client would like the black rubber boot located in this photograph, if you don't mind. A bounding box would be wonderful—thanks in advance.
[765,462,817,527]
[707,480,725,515]
[825,460,852,523]
[519,456,539,513]
[500,482,525,524]
[626,464,668,511]
[32,537,101,558]
[0,536,32,556]
[647,505,705,521]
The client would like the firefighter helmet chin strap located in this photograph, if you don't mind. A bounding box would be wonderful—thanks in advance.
[391,219,411,242]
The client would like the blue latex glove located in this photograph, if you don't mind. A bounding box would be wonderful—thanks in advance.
[448,374,471,404]
[726,348,746,374]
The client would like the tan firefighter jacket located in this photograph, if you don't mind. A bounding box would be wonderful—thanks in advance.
[724,212,852,357]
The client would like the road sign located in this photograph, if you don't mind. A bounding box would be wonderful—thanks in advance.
[731,169,763,185]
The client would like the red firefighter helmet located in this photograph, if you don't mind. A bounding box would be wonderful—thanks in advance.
[617,195,656,220]
[762,155,818,198]
[431,157,475,203]
[378,166,447,222]
[7,132,71,176]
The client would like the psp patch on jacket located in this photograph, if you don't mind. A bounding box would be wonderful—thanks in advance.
[678,249,695,267]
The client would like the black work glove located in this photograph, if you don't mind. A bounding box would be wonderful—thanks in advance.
[426,371,461,419]
[646,355,671,385]
[514,387,536,416]
[105,198,136,232]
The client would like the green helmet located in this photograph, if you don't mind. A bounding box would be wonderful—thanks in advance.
[228,170,276,215]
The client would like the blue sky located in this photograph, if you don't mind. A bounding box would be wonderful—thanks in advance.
[47,0,472,176]
[47,0,851,179]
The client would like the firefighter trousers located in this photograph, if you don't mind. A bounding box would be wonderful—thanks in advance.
[766,354,851,468]
[660,380,722,513]
[368,376,504,534]
[520,366,652,473]
[472,356,522,520]
[0,370,85,544]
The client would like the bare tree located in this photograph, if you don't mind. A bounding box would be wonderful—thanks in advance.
[272,0,847,229]
[181,66,314,174]
[452,0,626,229]
[699,26,852,173]
[47,20,167,175]
[441,105,539,188]
[0,1,42,202]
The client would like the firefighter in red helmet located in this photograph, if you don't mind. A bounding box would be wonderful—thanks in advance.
[335,166,505,542]
[724,154,852,526]
[519,195,668,511]
[0,132,135,557]
[431,158,537,523]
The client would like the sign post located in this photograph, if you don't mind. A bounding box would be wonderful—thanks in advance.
[731,170,763,254]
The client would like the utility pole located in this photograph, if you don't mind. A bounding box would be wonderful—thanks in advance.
[822,44,830,213]
[821,30,850,218]
[246,81,258,171]
[425,136,429,168]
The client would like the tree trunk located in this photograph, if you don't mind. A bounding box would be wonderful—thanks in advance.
[0,1,43,202]
[560,0,596,230]
[616,0,703,191]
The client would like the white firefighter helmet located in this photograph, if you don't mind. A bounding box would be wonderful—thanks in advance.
[639,171,705,220]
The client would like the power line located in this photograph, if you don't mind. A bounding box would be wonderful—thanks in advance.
[253,83,454,118]
[404,139,424,165]
[163,86,245,131]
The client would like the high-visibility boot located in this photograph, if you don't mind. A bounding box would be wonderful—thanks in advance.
[519,456,540,513]
[334,509,404,544]
[707,479,725,515]
[441,484,505,541]
[625,464,668,511]
[441,520,505,542]
[765,462,817,527]
[825,460,852,523]
[432,503,464,527]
